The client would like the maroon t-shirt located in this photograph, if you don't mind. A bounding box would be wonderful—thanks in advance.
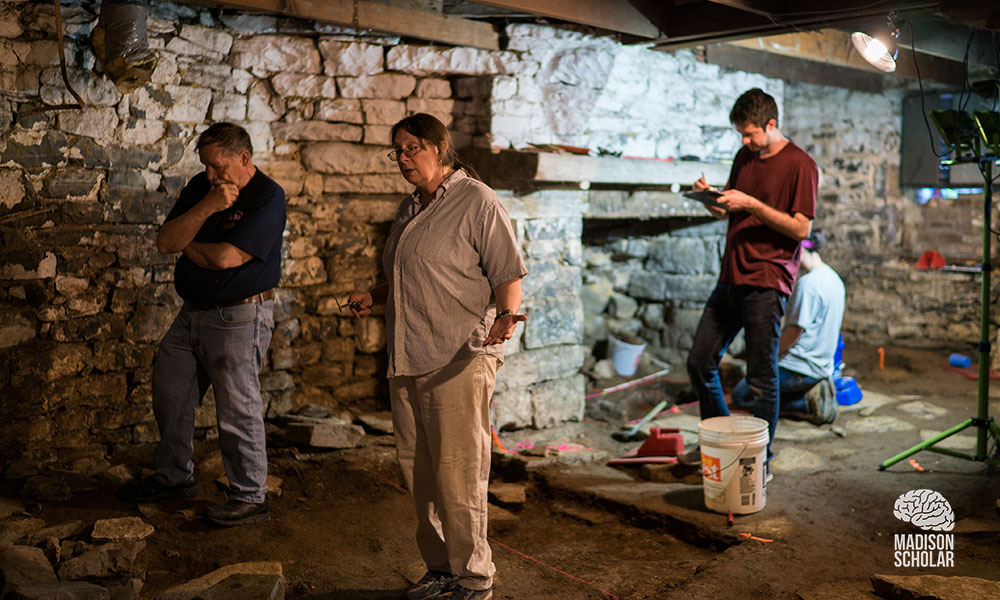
[719,140,817,296]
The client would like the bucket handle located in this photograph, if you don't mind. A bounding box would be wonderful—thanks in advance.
[706,442,759,481]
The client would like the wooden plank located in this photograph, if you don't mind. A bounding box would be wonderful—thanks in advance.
[209,0,499,49]
[532,154,730,187]
[704,0,782,19]
[705,43,886,93]
[711,32,967,87]
[729,25,999,72]
[652,0,938,50]
[467,149,732,192]
[469,0,660,38]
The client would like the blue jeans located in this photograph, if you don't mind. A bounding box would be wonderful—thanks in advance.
[731,367,823,414]
[152,301,274,503]
[686,283,787,461]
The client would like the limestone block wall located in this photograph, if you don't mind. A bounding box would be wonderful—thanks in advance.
[581,219,727,368]
[784,82,997,349]
[492,190,588,430]
[1,0,991,467]
[491,24,780,161]
[0,0,555,467]
[484,24,781,370]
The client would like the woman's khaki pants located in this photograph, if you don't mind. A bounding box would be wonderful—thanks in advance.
[389,355,499,592]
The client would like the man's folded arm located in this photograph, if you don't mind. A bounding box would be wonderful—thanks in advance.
[183,242,253,270]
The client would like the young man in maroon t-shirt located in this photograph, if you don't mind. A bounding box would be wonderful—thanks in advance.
[686,88,818,473]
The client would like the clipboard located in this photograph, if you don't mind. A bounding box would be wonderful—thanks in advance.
[683,188,725,209]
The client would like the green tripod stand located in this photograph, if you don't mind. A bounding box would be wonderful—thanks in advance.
[880,155,1000,470]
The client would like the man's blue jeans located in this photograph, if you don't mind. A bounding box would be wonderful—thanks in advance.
[152,301,274,504]
[686,282,787,461]
[731,367,823,414]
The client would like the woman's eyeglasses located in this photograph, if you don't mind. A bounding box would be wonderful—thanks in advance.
[387,144,424,162]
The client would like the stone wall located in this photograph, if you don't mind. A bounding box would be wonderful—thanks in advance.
[0,0,572,466]
[492,190,588,429]
[492,24,779,161]
[1,0,993,467]
[486,24,781,371]
[581,219,727,368]
[784,83,996,350]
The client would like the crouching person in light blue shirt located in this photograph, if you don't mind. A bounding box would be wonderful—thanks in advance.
[731,229,845,425]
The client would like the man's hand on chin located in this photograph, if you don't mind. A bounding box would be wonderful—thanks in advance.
[203,182,239,213]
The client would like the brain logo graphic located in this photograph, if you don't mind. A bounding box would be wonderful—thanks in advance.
[893,489,955,531]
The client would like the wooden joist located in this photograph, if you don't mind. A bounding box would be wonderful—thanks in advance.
[211,0,499,49]
[469,0,661,38]
[709,30,967,88]
[468,149,731,193]
[652,0,939,50]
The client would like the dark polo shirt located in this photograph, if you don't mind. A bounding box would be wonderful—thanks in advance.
[166,169,285,305]
[720,141,817,296]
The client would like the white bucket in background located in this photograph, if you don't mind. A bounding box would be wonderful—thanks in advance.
[698,416,769,515]
[607,334,646,376]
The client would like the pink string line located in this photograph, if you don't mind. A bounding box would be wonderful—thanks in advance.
[369,470,620,599]
[487,535,620,600]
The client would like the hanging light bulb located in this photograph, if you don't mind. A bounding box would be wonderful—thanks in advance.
[851,12,901,73]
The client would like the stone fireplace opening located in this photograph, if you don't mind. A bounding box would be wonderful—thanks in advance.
[581,215,724,375]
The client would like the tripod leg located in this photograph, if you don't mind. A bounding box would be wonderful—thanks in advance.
[878,418,974,470]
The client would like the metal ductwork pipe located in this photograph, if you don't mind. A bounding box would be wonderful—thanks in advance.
[93,0,157,94]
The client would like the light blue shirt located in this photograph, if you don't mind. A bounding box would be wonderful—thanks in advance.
[779,263,846,379]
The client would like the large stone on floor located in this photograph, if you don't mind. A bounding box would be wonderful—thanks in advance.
[845,416,915,435]
[871,574,1000,599]
[488,482,526,508]
[56,547,111,581]
[896,400,949,420]
[7,581,110,600]
[769,447,828,475]
[0,545,58,595]
[189,574,283,599]
[18,476,72,502]
[284,423,365,449]
[91,517,153,542]
[154,561,283,600]
[0,518,45,545]
[356,412,393,435]
[23,520,86,545]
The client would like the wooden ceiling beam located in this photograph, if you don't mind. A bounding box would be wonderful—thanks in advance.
[709,30,968,88]
[704,0,783,19]
[653,1,939,50]
[467,0,661,38]
[704,44,887,94]
[207,0,499,49]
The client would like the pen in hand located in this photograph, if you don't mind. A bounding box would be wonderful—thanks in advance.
[702,171,716,190]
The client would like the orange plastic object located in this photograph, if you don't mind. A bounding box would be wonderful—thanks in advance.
[490,426,510,454]
[877,346,885,370]
[635,427,685,457]
[915,250,946,269]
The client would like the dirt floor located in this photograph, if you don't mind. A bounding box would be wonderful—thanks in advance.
[9,342,1000,599]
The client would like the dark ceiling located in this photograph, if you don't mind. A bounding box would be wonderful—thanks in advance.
[204,1,1000,88]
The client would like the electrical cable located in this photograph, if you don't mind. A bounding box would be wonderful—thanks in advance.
[958,31,975,115]
[757,0,891,18]
[908,19,951,159]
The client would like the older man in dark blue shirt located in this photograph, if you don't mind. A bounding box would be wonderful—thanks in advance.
[117,123,285,527]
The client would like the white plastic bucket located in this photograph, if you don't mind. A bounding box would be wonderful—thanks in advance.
[698,416,769,515]
[607,334,646,376]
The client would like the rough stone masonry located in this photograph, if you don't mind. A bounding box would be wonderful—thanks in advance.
[1,0,992,470]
